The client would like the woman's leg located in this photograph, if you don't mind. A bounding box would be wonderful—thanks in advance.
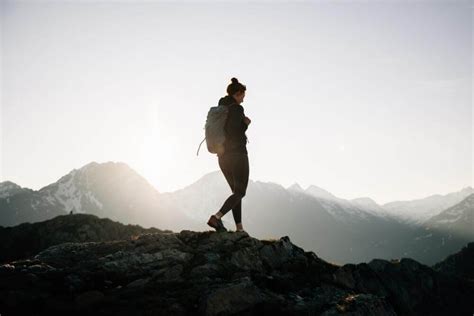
[232,153,249,230]
[218,154,235,192]
[215,154,235,219]
[216,153,249,223]
[231,200,242,225]
[216,154,244,228]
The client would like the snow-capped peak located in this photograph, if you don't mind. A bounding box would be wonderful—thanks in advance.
[0,181,25,199]
[350,197,380,208]
[287,182,305,192]
[305,185,338,201]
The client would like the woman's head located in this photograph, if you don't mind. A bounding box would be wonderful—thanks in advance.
[227,77,246,104]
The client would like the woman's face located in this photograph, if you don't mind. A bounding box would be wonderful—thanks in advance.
[233,91,246,104]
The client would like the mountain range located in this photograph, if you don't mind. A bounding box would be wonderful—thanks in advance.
[1,161,472,265]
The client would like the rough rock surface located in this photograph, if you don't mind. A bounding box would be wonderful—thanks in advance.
[0,213,168,263]
[0,230,472,315]
[432,242,474,282]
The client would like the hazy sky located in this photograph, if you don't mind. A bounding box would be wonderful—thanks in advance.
[1,0,472,204]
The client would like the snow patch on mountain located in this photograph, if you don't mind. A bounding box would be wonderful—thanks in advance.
[53,171,83,213]
[305,185,338,201]
[85,190,103,209]
[287,182,304,193]
[383,186,474,223]
[428,193,474,228]
[0,181,25,199]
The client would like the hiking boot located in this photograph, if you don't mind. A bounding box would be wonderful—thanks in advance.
[207,215,227,232]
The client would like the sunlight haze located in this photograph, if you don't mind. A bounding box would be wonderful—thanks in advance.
[1,0,472,205]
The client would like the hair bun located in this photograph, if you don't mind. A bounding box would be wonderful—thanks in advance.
[226,77,246,96]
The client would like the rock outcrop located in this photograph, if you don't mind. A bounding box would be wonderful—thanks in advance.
[0,213,169,263]
[433,242,474,282]
[0,230,473,315]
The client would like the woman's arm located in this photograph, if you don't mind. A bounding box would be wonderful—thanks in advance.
[226,105,246,135]
[243,116,251,126]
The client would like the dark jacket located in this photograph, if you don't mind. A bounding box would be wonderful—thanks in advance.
[218,95,248,155]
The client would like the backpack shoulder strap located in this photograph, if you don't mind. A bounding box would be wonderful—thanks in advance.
[196,136,206,156]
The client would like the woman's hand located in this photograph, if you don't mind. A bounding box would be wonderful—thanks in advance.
[243,116,251,126]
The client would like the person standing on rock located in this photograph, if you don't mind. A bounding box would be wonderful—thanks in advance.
[207,77,251,233]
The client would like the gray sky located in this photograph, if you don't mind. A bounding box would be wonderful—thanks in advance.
[1,0,472,204]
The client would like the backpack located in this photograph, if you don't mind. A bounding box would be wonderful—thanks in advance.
[196,104,230,156]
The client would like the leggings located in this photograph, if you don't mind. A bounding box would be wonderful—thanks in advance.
[217,152,249,225]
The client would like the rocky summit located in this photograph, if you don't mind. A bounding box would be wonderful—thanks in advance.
[0,230,473,315]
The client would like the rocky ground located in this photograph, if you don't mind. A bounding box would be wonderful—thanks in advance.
[0,213,168,263]
[0,230,473,315]
[433,242,474,282]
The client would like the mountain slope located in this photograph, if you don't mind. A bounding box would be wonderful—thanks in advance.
[0,161,197,231]
[291,183,392,218]
[382,186,474,223]
[350,197,387,214]
[433,242,474,282]
[162,172,417,264]
[2,162,470,266]
[401,194,474,265]
[425,193,474,237]
[0,181,28,199]
[151,169,473,265]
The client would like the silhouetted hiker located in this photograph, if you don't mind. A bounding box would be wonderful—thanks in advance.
[207,77,251,233]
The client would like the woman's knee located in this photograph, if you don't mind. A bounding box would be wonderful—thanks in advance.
[234,189,246,199]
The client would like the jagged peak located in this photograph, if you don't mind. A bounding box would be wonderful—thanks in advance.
[351,197,380,205]
[460,186,474,193]
[78,161,100,171]
[195,170,223,183]
[384,186,474,206]
[253,180,286,192]
[0,181,26,199]
[305,184,338,200]
[167,170,227,194]
[287,182,304,192]
[0,180,22,189]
